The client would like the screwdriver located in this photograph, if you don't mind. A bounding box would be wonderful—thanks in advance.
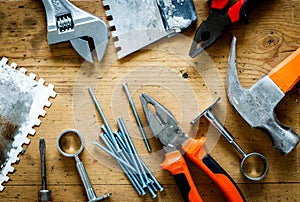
[38,138,52,202]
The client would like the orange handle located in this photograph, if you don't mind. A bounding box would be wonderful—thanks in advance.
[269,47,300,93]
[182,138,245,202]
[160,150,203,202]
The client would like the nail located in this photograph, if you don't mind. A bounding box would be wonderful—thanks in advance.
[122,82,151,152]
[147,183,158,199]
[88,87,121,152]
[117,118,149,186]
[140,160,164,192]
[117,117,138,154]
[99,135,146,195]
[93,140,136,173]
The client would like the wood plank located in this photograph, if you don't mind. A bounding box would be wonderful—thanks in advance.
[0,0,299,201]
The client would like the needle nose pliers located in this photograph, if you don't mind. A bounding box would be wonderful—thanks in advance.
[140,93,245,202]
[189,0,251,58]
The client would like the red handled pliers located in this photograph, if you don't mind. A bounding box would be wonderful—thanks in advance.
[140,93,245,202]
[189,0,251,58]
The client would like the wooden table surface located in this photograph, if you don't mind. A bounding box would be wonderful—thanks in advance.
[0,0,299,201]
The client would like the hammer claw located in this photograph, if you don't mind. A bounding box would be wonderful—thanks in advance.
[226,36,247,105]
[226,37,300,155]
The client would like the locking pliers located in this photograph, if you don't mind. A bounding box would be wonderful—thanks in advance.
[140,93,245,202]
[41,0,110,63]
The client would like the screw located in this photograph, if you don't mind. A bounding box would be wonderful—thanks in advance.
[38,138,52,202]
[122,82,151,152]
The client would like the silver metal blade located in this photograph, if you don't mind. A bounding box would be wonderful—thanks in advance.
[0,57,56,191]
[102,0,169,59]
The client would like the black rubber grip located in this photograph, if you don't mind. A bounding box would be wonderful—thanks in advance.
[202,154,228,174]
[174,173,191,202]
[202,154,246,201]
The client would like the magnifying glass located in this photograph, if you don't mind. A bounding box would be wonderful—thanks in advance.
[192,98,268,181]
[57,129,112,201]
[240,152,268,181]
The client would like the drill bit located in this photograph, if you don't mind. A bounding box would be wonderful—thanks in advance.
[38,138,52,202]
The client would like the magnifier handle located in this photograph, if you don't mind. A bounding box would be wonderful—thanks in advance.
[75,156,97,201]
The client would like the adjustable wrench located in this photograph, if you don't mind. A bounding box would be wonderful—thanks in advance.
[41,0,110,63]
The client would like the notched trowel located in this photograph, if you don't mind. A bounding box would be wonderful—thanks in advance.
[102,0,197,58]
[0,57,56,191]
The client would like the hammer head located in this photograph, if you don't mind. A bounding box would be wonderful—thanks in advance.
[226,37,299,155]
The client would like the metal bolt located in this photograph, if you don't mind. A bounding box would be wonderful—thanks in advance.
[38,138,52,202]
[122,82,151,152]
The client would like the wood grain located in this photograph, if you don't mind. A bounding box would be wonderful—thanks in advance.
[0,0,299,201]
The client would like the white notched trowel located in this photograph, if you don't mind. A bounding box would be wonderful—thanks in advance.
[102,0,198,59]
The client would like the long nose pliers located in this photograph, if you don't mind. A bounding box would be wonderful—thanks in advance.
[189,0,251,58]
[140,93,245,202]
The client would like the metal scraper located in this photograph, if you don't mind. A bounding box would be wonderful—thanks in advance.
[102,0,197,59]
[0,57,56,191]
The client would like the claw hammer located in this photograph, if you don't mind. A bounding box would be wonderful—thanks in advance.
[226,37,300,155]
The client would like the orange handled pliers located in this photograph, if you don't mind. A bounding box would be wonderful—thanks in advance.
[140,93,245,202]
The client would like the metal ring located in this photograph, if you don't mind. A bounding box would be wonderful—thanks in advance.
[240,152,268,181]
[57,129,85,158]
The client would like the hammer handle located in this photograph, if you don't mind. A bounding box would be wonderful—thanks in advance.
[269,47,300,93]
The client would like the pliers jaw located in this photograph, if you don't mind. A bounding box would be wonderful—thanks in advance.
[189,9,230,58]
[140,93,188,148]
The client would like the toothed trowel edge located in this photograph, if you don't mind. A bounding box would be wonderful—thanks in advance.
[0,57,56,191]
[102,0,169,59]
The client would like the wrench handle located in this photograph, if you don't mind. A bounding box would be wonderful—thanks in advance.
[269,47,300,93]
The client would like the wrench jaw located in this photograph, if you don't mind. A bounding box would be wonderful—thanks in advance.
[226,37,300,155]
[42,0,109,63]
[70,20,110,63]
[85,20,110,63]
[70,38,93,63]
